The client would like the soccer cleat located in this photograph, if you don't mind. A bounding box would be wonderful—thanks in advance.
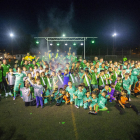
[129,98,131,101]
[75,105,79,108]
[13,97,15,100]
[93,111,98,115]
[36,105,39,108]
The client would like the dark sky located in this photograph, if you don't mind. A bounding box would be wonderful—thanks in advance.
[0,0,140,51]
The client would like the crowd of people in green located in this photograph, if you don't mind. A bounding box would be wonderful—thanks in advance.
[0,47,140,115]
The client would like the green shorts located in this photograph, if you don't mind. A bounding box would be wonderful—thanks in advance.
[90,103,96,108]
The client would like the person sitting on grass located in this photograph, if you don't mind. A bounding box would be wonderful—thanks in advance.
[62,90,70,105]
[74,85,84,108]
[83,91,92,109]
[55,88,63,106]
[92,91,110,115]
[115,90,140,115]
[134,76,140,98]
[89,93,98,114]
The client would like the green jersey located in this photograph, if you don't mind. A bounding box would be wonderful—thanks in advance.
[131,68,139,76]
[115,81,122,92]
[83,74,91,86]
[91,72,98,85]
[74,90,84,99]
[13,72,26,85]
[123,78,131,91]
[1,64,10,76]
[99,76,105,86]
[40,77,47,86]
[66,86,76,99]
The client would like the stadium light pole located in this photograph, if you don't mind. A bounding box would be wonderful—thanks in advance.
[10,33,14,55]
[112,33,117,55]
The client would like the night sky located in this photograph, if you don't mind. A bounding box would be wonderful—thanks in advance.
[0,0,140,53]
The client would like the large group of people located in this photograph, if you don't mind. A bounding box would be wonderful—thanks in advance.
[0,47,140,115]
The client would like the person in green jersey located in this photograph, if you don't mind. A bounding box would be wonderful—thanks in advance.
[92,91,110,115]
[104,69,111,85]
[93,56,99,65]
[46,74,53,91]
[1,59,10,95]
[123,73,131,101]
[66,81,76,104]
[131,63,139,87]
[74,85,84,108]
[82,70,91,90]
[115,75,123,92]
[42,52,49,63]
[30,78,35,99]
[91,68,99,90]
[44,85,51,104]
[21,58,30,70]
[40,72,47,87]
[112,67,120,83]
[83,91,92,109]
[89,93,98,114]
[13,67,26,100]
[99,70,106,89]
[78,68,84,83]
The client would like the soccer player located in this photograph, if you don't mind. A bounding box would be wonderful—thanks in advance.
[1,59,10,95]
[131,63,139,87]
[123,73,131,101]
[13,67,26,100]
[115,90,140,115]
[83,91,92,109]
[66,81,76,104]
[89,93,98,114]
[74,85,84,108]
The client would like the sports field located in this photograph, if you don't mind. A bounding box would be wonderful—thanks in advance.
[0,94,140,140]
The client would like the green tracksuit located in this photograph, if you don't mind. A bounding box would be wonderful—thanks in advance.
[123,78,131,95]
[74,90,84,107]
[131,68,139,85]
[13,72,26,97]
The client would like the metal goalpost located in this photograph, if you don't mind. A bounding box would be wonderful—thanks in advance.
[34,37,98,59]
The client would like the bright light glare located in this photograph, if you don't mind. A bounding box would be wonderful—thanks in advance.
[112,33,117,37]
[10,33,14,37]
[73,43,76,46]
[57,43,60,46]
[63,34,65,37]
[50,43,53,46]
[81,43,83,45]
[65,43,68,46]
